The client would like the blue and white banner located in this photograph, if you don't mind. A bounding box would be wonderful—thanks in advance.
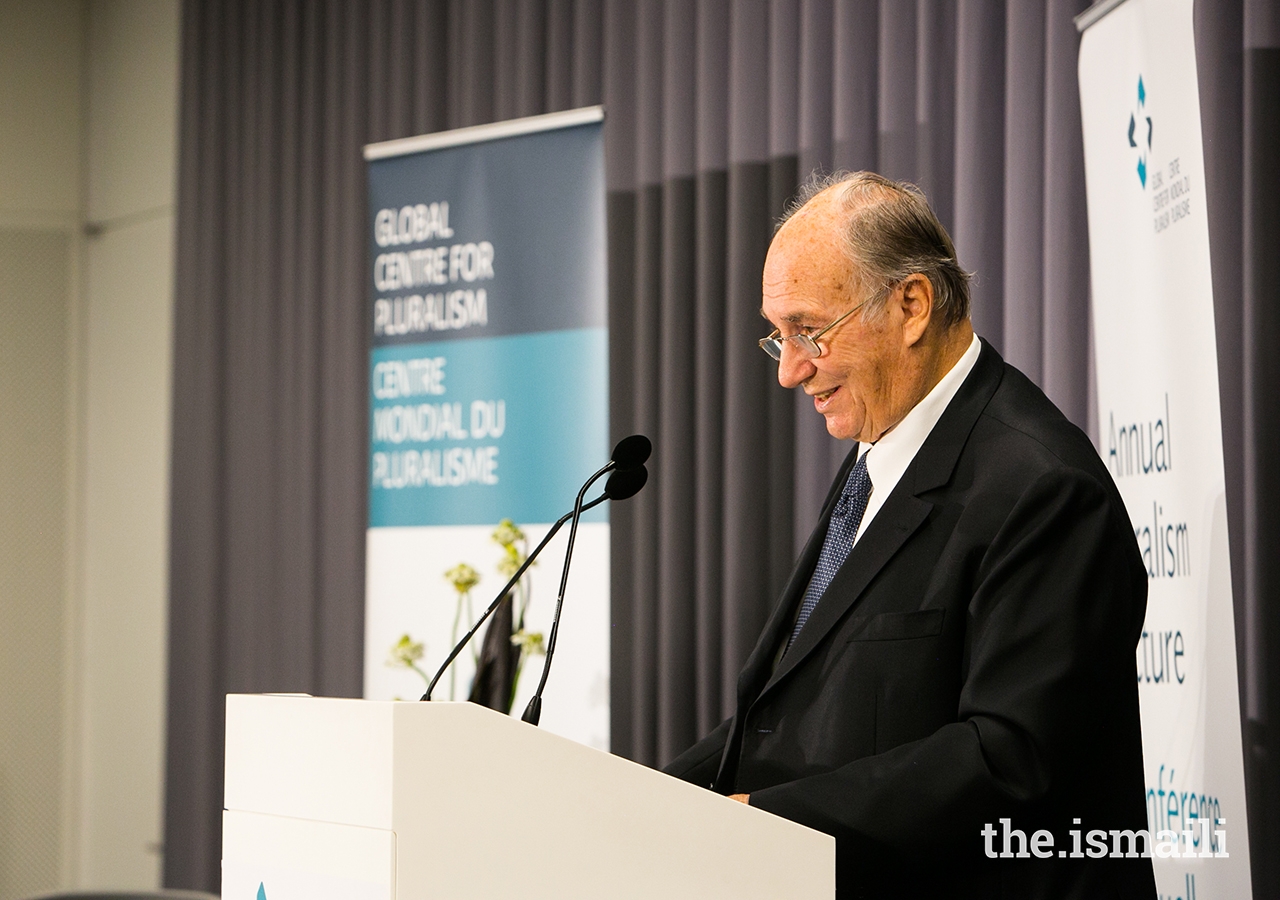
[362,109,610,749]
[1079,1,1252,895]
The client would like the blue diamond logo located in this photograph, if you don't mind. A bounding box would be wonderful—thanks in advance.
[1128,75,1151,188]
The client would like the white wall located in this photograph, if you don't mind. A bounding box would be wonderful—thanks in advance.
[0,4,85,897]
[76,0,177,887]
[0,1,178,895]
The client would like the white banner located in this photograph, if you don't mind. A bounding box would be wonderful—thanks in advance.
[362,111,611,750]
[1079,0,1252,895]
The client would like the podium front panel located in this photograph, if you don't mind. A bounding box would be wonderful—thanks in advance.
[223,694,834,899]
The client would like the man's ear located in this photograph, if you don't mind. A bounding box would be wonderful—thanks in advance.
[899,274,935,346]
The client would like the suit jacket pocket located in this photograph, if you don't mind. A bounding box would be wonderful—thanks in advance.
[846,608,945,641]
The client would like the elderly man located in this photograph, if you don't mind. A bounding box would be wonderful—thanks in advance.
[664,172,1155,898]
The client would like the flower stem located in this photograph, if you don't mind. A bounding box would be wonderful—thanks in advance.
[449,591,466,700]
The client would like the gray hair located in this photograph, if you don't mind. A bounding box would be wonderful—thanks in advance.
[778,171,972,328]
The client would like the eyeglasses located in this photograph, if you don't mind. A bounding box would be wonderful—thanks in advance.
[758,296,870,361]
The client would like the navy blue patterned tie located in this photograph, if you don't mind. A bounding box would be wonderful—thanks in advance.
[787,451,873,652]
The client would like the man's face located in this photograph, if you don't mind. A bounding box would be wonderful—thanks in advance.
[760,193,907,443]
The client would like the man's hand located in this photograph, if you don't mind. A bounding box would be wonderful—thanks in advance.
[728,793,750,804]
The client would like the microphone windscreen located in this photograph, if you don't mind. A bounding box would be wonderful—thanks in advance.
[604,465,648,501]
[610,434,652,470]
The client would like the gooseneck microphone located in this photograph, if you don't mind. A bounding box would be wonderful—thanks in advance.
[521,435,652,725]
[421,437,651,703]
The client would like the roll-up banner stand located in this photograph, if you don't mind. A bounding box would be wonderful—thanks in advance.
[363,108,610,749]
[1079,1,1252,895]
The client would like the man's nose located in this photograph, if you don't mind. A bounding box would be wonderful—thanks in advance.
[776,344,815,389]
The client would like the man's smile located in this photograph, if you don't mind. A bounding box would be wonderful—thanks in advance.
[810,385,841,410]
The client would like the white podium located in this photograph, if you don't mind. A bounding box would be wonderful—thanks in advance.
[222,694,833,899]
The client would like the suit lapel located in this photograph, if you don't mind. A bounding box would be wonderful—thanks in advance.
[716,446,862,790]
[754,339,1007,699]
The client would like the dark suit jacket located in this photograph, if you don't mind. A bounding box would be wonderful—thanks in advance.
[665,341,1156,899]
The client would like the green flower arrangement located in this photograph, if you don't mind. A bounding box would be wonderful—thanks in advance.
[385,519,544,712]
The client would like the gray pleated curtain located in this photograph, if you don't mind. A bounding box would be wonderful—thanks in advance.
[166,1,1280,895]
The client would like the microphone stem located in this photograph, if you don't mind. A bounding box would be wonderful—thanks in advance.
[523,462,613,722]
